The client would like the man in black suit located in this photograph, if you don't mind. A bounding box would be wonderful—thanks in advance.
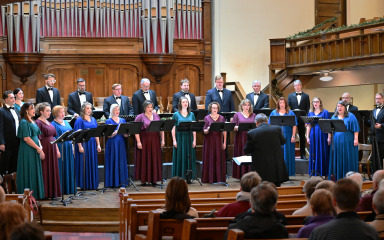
[36,73,61,121]
[342,92,359,112]
[67,78,94,118]
[172,79,197,112]
[287,80,310,159]
[132,78,159,115]
[243,113,288,186]
[103,83,134,118]
[205,75,235,113]
[373,93,384,168]
[0,91,20,175]
[245,80,269,110]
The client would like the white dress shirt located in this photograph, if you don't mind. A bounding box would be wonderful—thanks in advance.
[5,104,19,135]
[46,86,53,102]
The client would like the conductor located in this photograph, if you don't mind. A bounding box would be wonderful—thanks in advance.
[243,113,288,186]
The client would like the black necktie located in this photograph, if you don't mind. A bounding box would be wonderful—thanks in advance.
[217,90,223,93]
[47,88,53,91]
[183,92,189,96]
[116,97,121,100]
[78,92,85,95]
[296,93,302,96]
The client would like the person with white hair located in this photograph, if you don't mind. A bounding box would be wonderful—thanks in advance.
[245,80,269,110]
[356,170,384,212]
[132,78,159,115]
[346,171,363,190]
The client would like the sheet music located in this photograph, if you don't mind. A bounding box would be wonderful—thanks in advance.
[233,155,252,166]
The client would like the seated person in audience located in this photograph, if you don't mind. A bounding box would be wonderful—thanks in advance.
[297,189,335,238]
[216,172,262,217]
[10,222,45,240]
[293,176,323,216]
[0,186,4,203]
[156,177,198,219]
[315,180,335,192]
[224,182,288,240]
[347,171,363,191]
[0,201,28,240]
[371,189,384,238]
[356,170,384,212]
[309,178,379,240]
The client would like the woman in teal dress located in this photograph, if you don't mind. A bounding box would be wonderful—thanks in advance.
[16,102,45,199]
[51,105,76,194]
[329,101,360,180]
[13,88,24,112]
[171,97,196,180]
[269,97,298,176]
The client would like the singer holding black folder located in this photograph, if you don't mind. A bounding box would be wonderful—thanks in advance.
[202,102,226,183]
[231,99,256,179]
[74,102,101,190]
[329,101,360,180]
[134,100,164,185]
[52,105,76,194]
[171,97,196,179]
[105,104,128,188]
[269,97,297,176]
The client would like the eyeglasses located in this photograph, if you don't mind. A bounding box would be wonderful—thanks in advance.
[47,79,56,83]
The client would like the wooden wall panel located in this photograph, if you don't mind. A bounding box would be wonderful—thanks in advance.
[174,64,201,96]
[315,0,346,26]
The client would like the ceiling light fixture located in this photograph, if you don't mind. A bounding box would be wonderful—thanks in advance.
[319,72,333,81]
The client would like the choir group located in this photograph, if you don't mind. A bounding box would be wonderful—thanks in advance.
[0,73,383,200]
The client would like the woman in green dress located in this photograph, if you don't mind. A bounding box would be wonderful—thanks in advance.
[171,97,196,181]
[16,102,45,199]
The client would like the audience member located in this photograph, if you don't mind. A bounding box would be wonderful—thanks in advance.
[347,171,363,190]
[224,182,288,240]
[0,202,28,240]
[216,172,262,217]
[380,179,384,190]
[297,189,335,238]
[10,222,45,240]
[309,178,379,240]
[356,170,384,212]
[315,180,335,192]
[157,177,198,219]
[371,189,384,238]
[0,186,4,203]
[293,176,323,216]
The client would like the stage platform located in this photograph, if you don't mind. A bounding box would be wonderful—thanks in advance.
[38,174,309,233]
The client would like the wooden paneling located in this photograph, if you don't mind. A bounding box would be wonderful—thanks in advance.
[315,0,346,27]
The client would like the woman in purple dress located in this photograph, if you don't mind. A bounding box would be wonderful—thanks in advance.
[202,102,227,183]
[35,102,61,198]
[134,100,165,185]
[306,97,331,176]
[231,99,256,179]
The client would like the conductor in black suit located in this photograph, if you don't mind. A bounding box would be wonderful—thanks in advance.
[342,92,359,112]
[172,79,197,112]
[103,83,134,118]
[0,91,20,175]
[205,75,235,113]
[36,73,61,121]
[67,78,93,118]
[245,80,269,110]
[132,78,159,115]
[373,93,384,167]
[243,113,288,186]
[287,80,310,159]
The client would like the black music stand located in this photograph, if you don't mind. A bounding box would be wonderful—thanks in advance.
[254,108,273,116]
[237,123,256,132]
[220,112,235,122]
[147,119,176,189]
[117,122,143,191]
[177,121,205,185]
[351,110,371,144]
[270,115,296,128]
[318,119,347,180]
[93,111,105,120]
[208,122,236,186]
[301,116,323,178]
[92,124,118,193]
[159,113,174,119]
[192,110,209,122]
[50,129,75,206]
[119,115,137,122]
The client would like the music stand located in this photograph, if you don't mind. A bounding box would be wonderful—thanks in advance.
[301,116,323,178]
[237,123,256,132]
[318,119,347,180]
[253,108,273,116]
[119,115,137,122]
[91,124,118,193]
[351,110,371,144]
[177,121,205,185]
[208,122,236,186]
[192,110,208,122]
[93,111,105,120]
[117,122,143,191]
[220,112,235,122]
[158,113,174,119]
[147,119,176,189]
[270,116,296,128]
[50,129,75,206]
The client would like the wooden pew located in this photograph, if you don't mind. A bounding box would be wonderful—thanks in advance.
[227,229,307,240]
[181,218,233,240]
[135,210,184,240]
[285,211,372,225]
[5,189,32,221]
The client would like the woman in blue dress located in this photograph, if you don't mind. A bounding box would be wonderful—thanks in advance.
[171,97,196,180]
[269,97,297,176]
[74,102,101,190]
[105,103,128,188]
[329,101,360,180]
[13,88,24,112]
[51,105,76,194]
[306,97,331,176]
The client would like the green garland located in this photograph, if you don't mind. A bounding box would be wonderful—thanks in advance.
[287,17,384,40]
